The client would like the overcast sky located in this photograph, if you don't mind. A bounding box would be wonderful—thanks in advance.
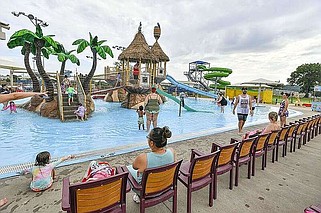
[0,0,321,84]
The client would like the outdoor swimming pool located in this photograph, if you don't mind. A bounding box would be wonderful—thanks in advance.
[0,97,301,176]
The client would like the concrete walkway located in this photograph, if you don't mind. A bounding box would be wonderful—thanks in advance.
[0,106,320,213]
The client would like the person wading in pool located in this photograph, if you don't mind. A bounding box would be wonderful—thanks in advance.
[232,87,253,133]
[144,85,163,132]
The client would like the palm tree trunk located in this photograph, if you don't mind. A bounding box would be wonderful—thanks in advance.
[83,50,97,94]
[35,39,54,102]
[59,60,66,76]
[24,43,41,92]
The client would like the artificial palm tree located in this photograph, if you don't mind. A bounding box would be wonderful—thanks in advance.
[72,32,113,94]
[7,33,41,92]
[9,25,57,101]
[52,43,80,76]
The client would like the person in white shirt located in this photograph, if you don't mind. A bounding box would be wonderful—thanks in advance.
[232,87,253,133]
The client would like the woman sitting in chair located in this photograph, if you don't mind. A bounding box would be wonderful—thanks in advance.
[243,111,280,139]
[127,126,176,203]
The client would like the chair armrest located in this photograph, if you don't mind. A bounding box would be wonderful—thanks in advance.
[116,167,131,193]
[120,166,142,191]
[190,149,205,161]
[230,138,240,144]
[61,177,71,211]
[179,161,191,177]
[211,142,221,152]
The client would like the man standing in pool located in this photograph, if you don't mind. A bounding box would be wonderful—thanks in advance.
[232,87,253,133]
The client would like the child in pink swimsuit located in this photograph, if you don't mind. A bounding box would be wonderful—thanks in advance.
[2,101,17,113]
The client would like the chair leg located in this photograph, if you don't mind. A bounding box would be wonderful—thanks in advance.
[229,169,233,190]
[290,139,293,153]
[247,160,251,179]
[187,187,192,213]
[235,164,239,186]
[261,154,265,170]
[264,153,267,168]
[282,145,285,157]
[209,182,213,207]
[284,142,287,156]
[272,149,275,164]
[252,157,256,176]
[214,173,218,200]
[276,144,279,161]
[173,190,177,213]
[293,137,296,152]
[140,200,145,213]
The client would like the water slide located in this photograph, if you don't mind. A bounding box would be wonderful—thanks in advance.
[201,66,232,89]
[156,88,197,112]
[166,75,217,99]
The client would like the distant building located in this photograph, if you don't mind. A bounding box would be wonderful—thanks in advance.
[0,21,10,40]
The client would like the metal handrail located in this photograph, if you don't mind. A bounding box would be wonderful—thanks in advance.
[56,72,64,121]
[75,73,87,119]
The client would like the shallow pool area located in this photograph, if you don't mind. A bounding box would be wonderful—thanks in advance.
[0,97,301,176]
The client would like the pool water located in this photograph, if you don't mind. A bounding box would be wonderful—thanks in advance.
[0,97,301,170]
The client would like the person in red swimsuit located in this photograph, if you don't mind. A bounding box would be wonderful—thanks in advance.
[133,62,140,84]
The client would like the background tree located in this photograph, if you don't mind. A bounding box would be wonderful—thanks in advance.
[7,31,41,92]
[72,32,113,94]
[287,63,321,97]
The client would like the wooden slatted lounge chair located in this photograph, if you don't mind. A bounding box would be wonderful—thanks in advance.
[62,171,129,213]
[121,160,182,213]
[287,123,299,153]
[211,142,238,199]
[251,133,269,176]
[231,137,257,187]
[178,150,219,213]
[264,130,280,167]
[276,125,290,161]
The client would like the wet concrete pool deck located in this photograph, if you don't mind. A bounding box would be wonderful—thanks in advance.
[0,106,320,213]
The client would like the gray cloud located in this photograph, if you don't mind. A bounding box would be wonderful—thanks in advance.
[1,0,321,84]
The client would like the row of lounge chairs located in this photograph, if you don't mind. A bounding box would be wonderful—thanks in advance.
[61,114,321,213]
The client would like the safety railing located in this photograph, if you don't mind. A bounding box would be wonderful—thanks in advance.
[75,73,87,119]
[56,72,64,121]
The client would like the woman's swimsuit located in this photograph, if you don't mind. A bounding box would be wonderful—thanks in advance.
[278,100,289,117]
[145,96,160,114]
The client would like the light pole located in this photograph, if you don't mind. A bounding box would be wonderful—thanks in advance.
[12,11,48,27]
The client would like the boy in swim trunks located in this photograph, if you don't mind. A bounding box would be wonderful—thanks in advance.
[136,105,145,130]
[66,85,75,106]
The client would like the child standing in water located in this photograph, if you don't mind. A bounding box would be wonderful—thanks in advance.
[20,151,74,192]
[2,101,17,113]
[136,105,145,130]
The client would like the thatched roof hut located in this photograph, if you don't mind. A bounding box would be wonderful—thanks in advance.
[118,23,157,63]
[151,41,170,62]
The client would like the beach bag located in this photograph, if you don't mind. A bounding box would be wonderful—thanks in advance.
[82,161,115,182]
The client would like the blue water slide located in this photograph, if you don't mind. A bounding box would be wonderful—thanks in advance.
[166,75,217,99]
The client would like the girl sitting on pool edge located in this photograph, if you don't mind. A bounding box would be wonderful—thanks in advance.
[20,151,74,192]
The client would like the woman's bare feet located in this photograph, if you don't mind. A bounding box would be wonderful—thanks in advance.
[0,198,8,207]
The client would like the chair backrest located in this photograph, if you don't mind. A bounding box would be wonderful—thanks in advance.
[279,126,290,141]
[189,151,220,182]
[266,130,280,146]
[141,160,182,197]
[254,133,269,151]
[237,137,257,158]
[287,123,298,137]
[295,121,306,135]
[69,172,128,213]
[212,143,238,166]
